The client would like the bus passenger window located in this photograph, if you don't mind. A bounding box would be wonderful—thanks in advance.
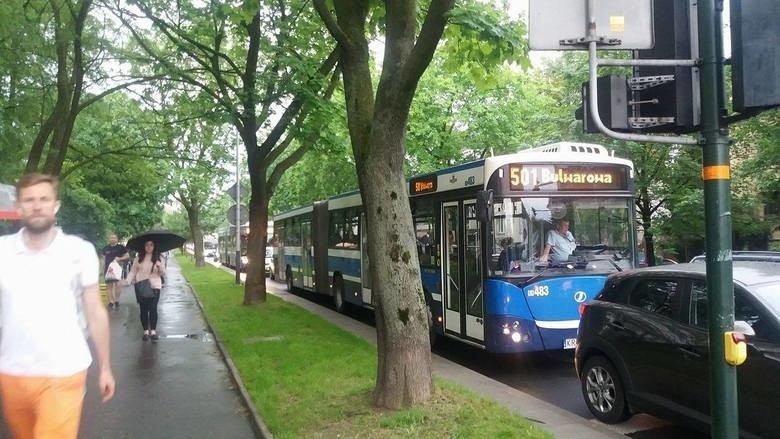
[414,215,436,266]
[344,209,360,249]
[328,210,344,248]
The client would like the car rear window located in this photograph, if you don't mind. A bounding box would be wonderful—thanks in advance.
[755,283,780,319]
[627,279,681,319]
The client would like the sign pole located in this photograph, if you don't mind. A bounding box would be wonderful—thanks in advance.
[698,1,737,437]
[235,130,242,286]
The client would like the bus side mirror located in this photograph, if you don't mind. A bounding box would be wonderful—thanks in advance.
[476,190,494,223]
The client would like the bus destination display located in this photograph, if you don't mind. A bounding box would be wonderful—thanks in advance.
[410,175,437,195]
[507,164,627,191]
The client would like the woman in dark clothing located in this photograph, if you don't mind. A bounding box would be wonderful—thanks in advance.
[127,240,166,341]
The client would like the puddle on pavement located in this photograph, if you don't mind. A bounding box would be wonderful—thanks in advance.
[164,331,214,342]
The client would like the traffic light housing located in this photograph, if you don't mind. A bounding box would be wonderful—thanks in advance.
[632,0,699,133]
[731,0,780,112]
[577,75,629,134]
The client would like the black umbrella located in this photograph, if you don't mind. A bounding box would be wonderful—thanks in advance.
[126,230,186,253]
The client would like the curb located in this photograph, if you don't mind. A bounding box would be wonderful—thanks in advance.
[182,276,274,439]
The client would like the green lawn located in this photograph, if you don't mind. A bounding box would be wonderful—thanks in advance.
[179,258,551,439]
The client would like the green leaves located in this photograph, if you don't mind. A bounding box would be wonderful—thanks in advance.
[440,1,529,89]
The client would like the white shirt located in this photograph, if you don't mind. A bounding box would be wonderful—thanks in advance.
[0,228,98,376]
[545,229,577,263]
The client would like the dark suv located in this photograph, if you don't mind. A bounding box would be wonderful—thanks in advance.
[575,262,780,438]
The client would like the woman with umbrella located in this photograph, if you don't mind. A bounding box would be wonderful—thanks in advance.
[125,231,184,341]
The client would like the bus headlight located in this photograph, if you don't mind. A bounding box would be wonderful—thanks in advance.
[511,332,522,343]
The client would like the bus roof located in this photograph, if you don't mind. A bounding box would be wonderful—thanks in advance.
[272,142,635,219]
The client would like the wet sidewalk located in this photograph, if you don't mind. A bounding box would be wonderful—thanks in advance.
[0,255,257,438]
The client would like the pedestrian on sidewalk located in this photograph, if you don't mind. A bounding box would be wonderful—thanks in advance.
[126,239,166,341]
[0,173,115,439]
[102,233,129,308]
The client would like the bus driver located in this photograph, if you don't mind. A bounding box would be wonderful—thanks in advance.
[539,219,576,264]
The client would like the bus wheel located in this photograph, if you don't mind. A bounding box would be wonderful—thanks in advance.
[333,277,345,312]
[286,268,293,292]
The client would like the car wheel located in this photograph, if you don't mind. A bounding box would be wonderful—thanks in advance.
[286,268,293,292]
[581,355,631,423]
[333,276,345,312]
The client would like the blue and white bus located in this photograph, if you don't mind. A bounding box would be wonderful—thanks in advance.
[273,142,637,352]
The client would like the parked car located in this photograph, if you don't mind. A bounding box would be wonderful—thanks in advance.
[690,250,780,264]
[576,262,780,438]
[264,248,275,279]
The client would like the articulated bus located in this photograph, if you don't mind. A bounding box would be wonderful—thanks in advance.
[273,142,637,353]
[218,225,249,271]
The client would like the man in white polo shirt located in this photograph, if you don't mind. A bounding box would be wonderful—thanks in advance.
[539,219,577,264]
[0,173,115,438]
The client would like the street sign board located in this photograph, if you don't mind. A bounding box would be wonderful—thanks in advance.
[226,183,249,202]
[529,0,655,50]
[227,204,249,226]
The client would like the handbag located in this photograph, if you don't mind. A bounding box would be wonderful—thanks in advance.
[134,279,155,301]
[105,260,122,281]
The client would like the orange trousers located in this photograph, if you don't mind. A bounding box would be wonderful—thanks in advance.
[0,370,87,439]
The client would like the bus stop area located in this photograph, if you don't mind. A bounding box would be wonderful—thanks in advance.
[0,256,257,439]
[0,254,620,438]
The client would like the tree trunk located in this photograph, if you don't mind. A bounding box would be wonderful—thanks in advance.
[362,119,432,409]
[315,0,452,409]
[26,0,92,175]
[637,192,656,266]
[187,206,205,267]
[244,163,269,305]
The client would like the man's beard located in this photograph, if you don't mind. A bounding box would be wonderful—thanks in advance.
[24,216,56,234]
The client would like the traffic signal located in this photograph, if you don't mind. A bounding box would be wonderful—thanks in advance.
[731,0,780,112]
[632,0,699,133]
[576,75,629,134]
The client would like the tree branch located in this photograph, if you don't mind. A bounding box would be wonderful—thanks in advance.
[313,0,353,52]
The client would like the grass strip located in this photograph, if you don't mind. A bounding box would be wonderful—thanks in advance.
[179,258,552,439]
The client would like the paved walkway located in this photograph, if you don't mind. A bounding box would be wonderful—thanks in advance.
[1,256,256,439]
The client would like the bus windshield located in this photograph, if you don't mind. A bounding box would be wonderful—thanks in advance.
[489,197,634,276]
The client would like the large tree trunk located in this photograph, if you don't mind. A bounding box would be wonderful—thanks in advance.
[316,0,453,409]
[362,118,433,409]
[26,0,92,175]
[245,162,270,305]
[186,205,205,267]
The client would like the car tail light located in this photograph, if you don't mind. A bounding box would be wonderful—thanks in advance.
[578,303,588,316]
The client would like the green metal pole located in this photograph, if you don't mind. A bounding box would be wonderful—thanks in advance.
[697,1,737,437]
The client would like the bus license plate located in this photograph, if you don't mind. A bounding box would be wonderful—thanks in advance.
[563,338,577,349]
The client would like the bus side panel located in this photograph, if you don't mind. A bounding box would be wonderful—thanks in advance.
[484,279,544,353]
[283,253,304,289]
[420,266,442,334]
[327,252,362,305]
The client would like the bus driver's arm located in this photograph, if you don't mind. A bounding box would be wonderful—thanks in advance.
[82,283,116,402]
[540,244,551,262]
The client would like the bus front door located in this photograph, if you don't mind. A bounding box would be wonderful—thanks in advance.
[442,201,485,343]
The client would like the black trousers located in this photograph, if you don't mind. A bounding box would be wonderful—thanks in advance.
[139,290,160,330]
